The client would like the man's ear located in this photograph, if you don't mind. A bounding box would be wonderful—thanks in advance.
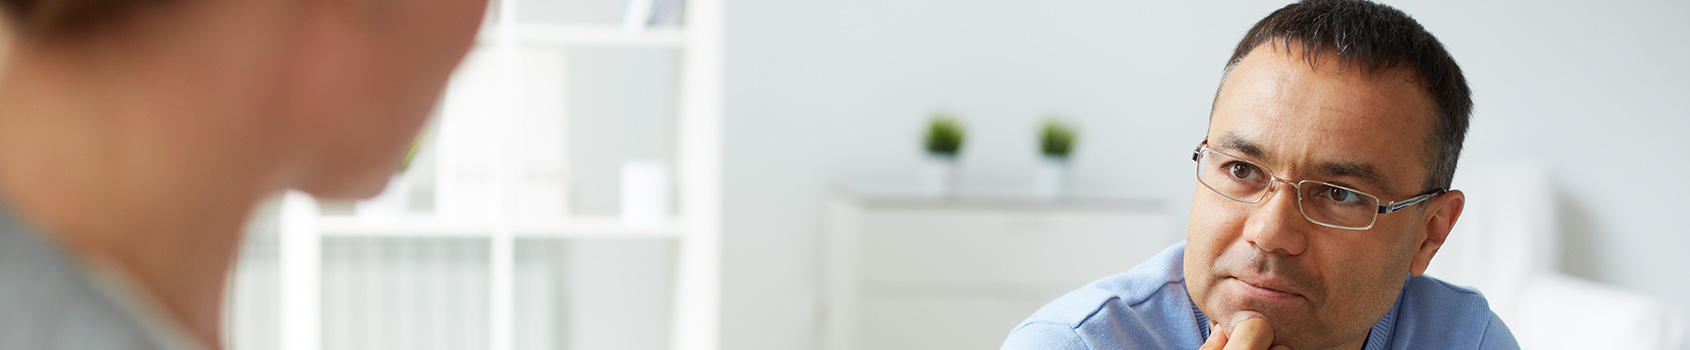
[1409,189,1463,276]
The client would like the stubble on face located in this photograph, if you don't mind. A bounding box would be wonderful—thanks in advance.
[1184,41,1437,350]
[1192,225,1414,349]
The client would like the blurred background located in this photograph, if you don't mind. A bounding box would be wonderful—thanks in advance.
[218,0,1690,349]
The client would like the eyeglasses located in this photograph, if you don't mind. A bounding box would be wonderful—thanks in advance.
[1192,143,1445,230]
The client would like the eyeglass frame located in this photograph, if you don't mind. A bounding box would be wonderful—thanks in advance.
[1191,142,1447,230]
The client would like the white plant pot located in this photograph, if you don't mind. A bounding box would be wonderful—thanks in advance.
[356,172,414,219]
[919,153,958,197]
[1032,155,1069,202]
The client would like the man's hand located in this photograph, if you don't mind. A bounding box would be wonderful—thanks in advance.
[1199,318,1290,350]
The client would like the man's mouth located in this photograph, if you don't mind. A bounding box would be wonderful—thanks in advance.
[1231,276,1303,301]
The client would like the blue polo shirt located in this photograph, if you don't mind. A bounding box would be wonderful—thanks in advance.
[1001,242,1518,350]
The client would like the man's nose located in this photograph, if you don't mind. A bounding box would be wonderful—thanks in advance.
[1241,180,1309,256]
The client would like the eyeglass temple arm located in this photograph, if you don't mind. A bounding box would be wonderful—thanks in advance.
[1377,190,1448,214]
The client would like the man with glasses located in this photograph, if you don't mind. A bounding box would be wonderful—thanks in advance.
[1002,1,1518,349]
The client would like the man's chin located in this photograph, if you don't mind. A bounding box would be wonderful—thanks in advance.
[1216,309,1271,336]
[1204,287,1309,334]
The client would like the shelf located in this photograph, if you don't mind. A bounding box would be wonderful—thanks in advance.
[266,0,722,348]
[314,215,681,238]
[477,23,687,48]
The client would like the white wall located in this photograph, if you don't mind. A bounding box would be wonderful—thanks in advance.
[722,1,1690,349]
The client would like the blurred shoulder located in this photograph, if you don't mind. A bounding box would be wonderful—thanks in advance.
[1003,242,1205,350]
[0,209,178,349]
[1401,275,1494,314]
[1390,275,1519,349]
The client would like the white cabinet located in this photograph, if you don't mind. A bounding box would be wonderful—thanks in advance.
[822,193,1176,350]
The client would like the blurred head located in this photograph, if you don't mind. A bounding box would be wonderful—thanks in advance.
[1183,0,1471,348]
[0,0,489,198]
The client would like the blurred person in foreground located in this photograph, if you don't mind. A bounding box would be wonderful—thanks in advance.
[1002,1,1518,349]
[0,0,487,348]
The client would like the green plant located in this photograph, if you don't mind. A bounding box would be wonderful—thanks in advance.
[925,114,966,155]
[1040,117,1078,157]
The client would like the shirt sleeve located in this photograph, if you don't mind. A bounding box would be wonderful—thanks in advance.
[1478,311,1521,350]
[1001,322,1092,350]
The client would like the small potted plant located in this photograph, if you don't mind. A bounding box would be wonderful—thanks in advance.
[921,113,966,197]
[1033,116,1078,201]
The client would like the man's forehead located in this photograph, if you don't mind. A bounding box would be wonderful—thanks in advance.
[1208,46,1435,195]
[1220,43,1434,113]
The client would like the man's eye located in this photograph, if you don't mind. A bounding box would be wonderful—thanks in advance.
[1227,163,1259,180]
[1326,187,1360,203]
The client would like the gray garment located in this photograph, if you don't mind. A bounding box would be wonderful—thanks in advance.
[0,204,174,349]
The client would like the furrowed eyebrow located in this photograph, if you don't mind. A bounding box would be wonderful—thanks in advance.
[1316,161,1394,194]
[1219,132,1396,194]
[1219,133,1267,161]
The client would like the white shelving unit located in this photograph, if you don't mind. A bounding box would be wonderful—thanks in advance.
[268,0,721,349]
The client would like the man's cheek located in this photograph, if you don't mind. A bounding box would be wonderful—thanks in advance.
[1189,201,1249,247]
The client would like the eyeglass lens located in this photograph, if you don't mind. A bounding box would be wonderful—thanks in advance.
[1197,149,1379,229]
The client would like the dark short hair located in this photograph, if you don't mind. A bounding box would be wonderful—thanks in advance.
[1218,0,1471,192]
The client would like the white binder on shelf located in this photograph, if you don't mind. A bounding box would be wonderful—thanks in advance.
[436,46,571,221]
